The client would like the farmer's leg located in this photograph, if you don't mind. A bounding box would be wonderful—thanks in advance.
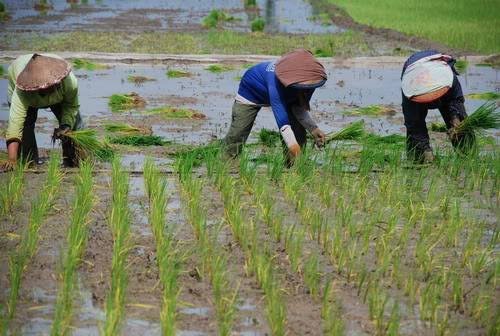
[51,104,79,166]
[223,101,261,156]
[402,95,431,162]
[19,107,39,163]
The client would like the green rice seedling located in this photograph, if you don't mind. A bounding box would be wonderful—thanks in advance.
[166,69,191,78]
[0,161,26,215]
[454,101,499,136]
[126,75,155,84]
[325,120,365,143]
[104,156,131,336]
[202,9,235,28]
[1,153,62,332]
[146,106,206,119]
[0,2,9,21]
[144,158,182,335]
[205,64,234,73]
[343,105,396,117]
[61,129,114,161]
[266,149,285,182]
[258,128,281,147]
[466,92,500,100]
[0,65,4,76]
[244,0,257,8]
[303,253,321,298]
[72,58,107,71]
[104,122,151,135]
[51,161,94,336]
[108,92,146,112]
[211,255,239,336]
[430,121,447,132]
[251,17,265,32]
[284,225,305,273]
[108,134,167,146]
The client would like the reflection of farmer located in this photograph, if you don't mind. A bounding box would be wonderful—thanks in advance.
[401,50,473,163]
[3,53,83,170]
[224,49,327,162]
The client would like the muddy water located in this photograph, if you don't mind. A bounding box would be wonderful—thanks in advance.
[2,0,341,34]
[0,60,498,150]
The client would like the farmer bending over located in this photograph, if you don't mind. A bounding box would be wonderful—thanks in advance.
[401,50,473,163]
[2,53,83,171]
[224,49,327,163]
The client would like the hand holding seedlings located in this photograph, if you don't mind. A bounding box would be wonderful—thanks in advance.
[311,127,326,148]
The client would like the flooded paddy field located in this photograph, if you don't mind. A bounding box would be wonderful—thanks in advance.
[0,54,498,335]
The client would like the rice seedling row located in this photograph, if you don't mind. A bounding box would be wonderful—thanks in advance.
[103,157,132,335]
[176,154,239,335]
[0,153,63,334]
[0,161,26,217]
[51,161,95,336]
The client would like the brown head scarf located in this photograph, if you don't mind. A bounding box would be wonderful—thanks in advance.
[16,54,71,91]
[275,49,327,88]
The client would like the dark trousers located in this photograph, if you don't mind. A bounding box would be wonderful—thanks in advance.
[20,104,82,164]
[402,93,469,161]
[223,101,307,156]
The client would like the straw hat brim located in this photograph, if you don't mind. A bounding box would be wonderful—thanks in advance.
[16,54,71,91]
[410,86,450,103]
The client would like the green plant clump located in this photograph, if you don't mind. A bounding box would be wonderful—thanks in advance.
[63,129,114,161]
[166,69,191,78]
[455,59,468,73]
[251,17,265,32]
[0,65,4,77]
[72,58,107,71]
[126,75,155,84]
[343,105,396,116]
[429,122,447,132]
[244,0,257,8]
[205,64,234,73]
[104,122,150,135]
[108,92,146,112]
[326,120,365,143]
[202,9,235,28]
[147,106,206,119]
[259,128,281,147]
[108,135,167,146]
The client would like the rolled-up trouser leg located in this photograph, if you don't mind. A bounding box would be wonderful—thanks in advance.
[51,104,83,166]
[19,107,39,163]
[223,101,261,156]
[402,95,431,162]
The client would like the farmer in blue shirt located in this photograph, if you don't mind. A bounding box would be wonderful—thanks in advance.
[401,50,472,163]
[223,49,327,163]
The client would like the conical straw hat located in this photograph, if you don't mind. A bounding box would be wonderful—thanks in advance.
[402,59,453,103]
[16,54,71,91]
[275,49,327,88]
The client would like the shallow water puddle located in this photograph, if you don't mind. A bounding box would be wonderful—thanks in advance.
[0,61,498,150]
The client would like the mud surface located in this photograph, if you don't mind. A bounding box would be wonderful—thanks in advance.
[1,0,341,34]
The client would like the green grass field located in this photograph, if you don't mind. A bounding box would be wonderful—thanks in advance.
[327,0,500,54]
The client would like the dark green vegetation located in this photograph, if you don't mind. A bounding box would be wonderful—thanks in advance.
[251,17,265,32]
[108,135,168,147]
[430,122,448,132]
[455,59,468,74]
[72,59,107,71]
[324,0,500,53]
[34,0,52,11]
[1,31,369,56]
[108,93,146,112]
[0,65,4,77]
[0,1,9,21]
[453,101,500,148]
[104,122,151,135]
[202,10,236,28]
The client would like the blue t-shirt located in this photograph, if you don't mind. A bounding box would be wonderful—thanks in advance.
[238,61,304,129]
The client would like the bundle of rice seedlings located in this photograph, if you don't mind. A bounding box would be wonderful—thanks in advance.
[166,69,191,78]
[429,122,447,132]
[259,128,281,147]
[205,64,234,73]
[363,133,406,145]
[325,120,365,143]
[62,129,114,161]
[343,105,396,117]
[104,122,151,135]
[466,92,500,100]
[126,75,155,84]
[72,59,107,71]
[108,135,167,146]
[455,102,500,134]
[452,101,499,148]
[108,92,146,112]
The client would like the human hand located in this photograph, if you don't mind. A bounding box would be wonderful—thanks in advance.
[53,124,71,140]
[0,159,16,172]
[311,127,326,148]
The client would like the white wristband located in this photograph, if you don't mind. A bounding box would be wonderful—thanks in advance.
[280,125,298,149]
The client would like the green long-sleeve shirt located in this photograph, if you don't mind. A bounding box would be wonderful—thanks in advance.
[6,53,79,143]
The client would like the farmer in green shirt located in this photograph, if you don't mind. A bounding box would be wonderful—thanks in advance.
[2,53,82,170]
